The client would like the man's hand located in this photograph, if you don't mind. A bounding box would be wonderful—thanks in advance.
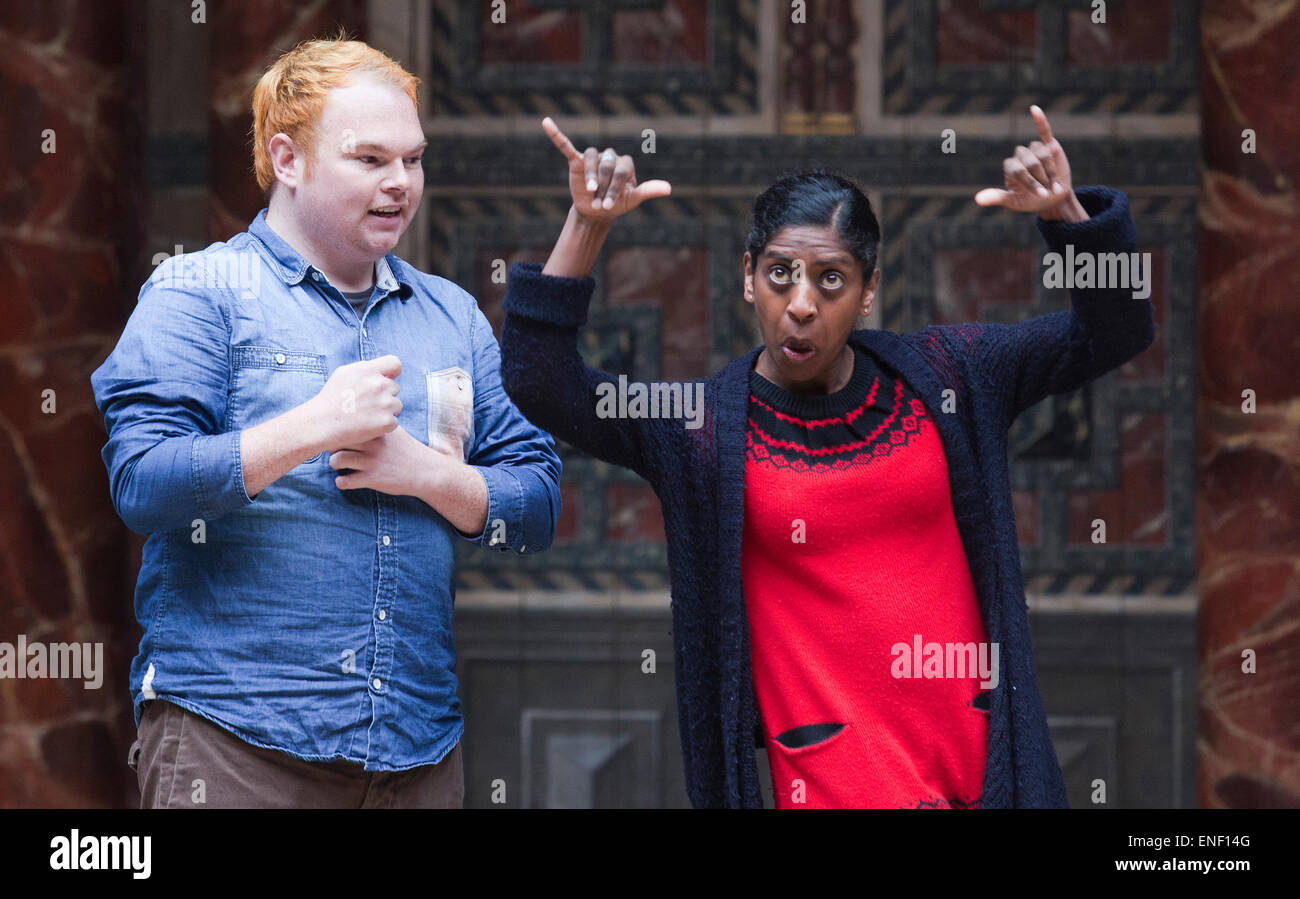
[974,105,1088,222]
[330,425,490,536]
[329,424,445,497]
[307,354,403,453]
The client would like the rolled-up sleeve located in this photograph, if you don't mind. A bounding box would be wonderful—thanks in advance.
[461,300,562,553]
[90,261,251,535]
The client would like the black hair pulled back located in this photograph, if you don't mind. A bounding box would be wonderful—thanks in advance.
[746,170,881,275]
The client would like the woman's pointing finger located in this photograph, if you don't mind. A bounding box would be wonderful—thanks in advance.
[542,117,582,163]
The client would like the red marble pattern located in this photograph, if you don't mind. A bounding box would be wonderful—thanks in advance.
[1067,0,1172,66]
[1201,3,1300,204]
[1201,446,1300,556]
[606,247,711,381]
[0,2,146,808]
[614,0,710,64]
[936,0,1037,65]
[932,248,1035,324]
[1198,0,1300,809]
[605,484,666,543]
[481,3,582,65]
[1067,413,1167,546]
[208,0,368,240]
[0,242,126,345]
[1197,173,1299,404]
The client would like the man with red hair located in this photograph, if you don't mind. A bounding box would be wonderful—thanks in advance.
[92,38,561,808]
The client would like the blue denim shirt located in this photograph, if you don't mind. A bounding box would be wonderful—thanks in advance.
[91,211,561,771]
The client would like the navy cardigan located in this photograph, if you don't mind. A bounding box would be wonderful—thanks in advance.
[500,186,1154,808]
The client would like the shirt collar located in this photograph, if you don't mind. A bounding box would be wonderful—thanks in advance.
[249,208,413,300]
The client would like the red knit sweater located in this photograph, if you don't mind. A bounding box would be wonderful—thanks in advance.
[742,345,991,808]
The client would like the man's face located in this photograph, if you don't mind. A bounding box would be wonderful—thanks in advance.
[291,75,426,264]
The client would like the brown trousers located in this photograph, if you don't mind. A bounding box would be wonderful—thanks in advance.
[129,700,463,809]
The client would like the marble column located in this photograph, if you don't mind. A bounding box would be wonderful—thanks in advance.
[0,0,147,806]
[1197,1,1300,808]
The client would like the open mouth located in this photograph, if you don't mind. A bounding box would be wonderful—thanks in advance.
[368,206,402,219]
[782,337,816,362]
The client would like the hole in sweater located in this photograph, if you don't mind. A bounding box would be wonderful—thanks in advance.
[774,722,845,749]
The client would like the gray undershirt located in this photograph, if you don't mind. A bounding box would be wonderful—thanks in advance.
[340,287,372,318]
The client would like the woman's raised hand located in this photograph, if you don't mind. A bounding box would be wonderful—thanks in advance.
[543,117,672,222]
[974,105,1086,221]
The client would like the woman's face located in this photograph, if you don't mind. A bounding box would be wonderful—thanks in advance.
[744,224,881,393]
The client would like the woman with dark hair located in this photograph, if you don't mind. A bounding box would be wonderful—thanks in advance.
[499,109,1154,809]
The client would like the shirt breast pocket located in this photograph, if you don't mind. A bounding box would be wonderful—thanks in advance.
[227,346,328,461]
[426,366,474,462]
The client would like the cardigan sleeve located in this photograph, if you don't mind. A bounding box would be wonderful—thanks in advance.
[932,186,1156,426]
[499,261,685,482]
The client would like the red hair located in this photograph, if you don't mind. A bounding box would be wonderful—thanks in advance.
[251,34,419,191]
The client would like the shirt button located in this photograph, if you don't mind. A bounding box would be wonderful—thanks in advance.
[378,609,387,621]
[274,352,286,365]
[456,376,466,390]
[382,535,391,546]
[312,271,322,281]
[361,328,367,337]
[372,677,382,691]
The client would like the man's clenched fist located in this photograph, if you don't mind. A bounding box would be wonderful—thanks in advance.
[307,354,403,453]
